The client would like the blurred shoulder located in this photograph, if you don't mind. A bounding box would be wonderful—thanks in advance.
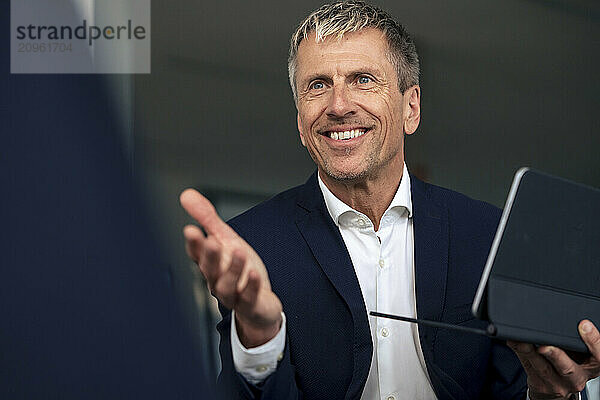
[227,182,307,238]
[413,176,502,230]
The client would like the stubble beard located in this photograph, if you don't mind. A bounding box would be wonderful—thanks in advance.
[316,143,394,183]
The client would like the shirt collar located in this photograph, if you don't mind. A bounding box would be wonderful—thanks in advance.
[318,163,413,228]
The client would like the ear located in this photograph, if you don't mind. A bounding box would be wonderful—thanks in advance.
[297,113,307,146]
[403,85,421,136]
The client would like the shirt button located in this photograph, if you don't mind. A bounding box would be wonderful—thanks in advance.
[386,396,396,400]
[381,327,389,337]
[357,218,366,227]
[255,365,268,373]
[277,353,283,361]
[378,259,385,268]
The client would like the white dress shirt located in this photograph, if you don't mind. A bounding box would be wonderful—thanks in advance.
[230,165,593,399]
[317,164,437,400]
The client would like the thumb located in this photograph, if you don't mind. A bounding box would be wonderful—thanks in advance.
[179,188,235,239]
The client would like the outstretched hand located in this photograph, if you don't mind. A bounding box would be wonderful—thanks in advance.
[508,320,600,399]
[180,189,283,348]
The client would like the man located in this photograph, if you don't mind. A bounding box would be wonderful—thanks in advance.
[180,2,600,399]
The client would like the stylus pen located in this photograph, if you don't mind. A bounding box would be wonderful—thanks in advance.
[370,311,496,337]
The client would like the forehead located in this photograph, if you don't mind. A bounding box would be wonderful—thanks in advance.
[295,28,394,79]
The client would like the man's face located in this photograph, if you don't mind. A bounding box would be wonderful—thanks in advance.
[295,28,419,183]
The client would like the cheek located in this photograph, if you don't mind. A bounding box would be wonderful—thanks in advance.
[298,114,310,136]
[297,108,312,132]
[381,96,403,127]
[361,96,400,130]
[298,116,316,148]
[298,97,328,125]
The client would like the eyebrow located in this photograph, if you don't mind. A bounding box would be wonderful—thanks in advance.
[302,73,330,84]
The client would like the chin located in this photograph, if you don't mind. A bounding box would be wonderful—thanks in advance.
[323,165,369,182]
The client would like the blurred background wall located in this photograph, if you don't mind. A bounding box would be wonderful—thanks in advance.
[80,0,600,377]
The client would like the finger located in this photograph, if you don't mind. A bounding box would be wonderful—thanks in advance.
[538,346,588,393]
[231,250,250,294]
[200,236,224,288]
[180,189,237,240]
[183,224,205,263]
[213,251,245,308]
[239,268,261,305]
[579,320,600,360]
[508,341,561,384]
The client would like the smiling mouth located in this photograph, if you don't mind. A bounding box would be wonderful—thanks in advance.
[322,128,369,141]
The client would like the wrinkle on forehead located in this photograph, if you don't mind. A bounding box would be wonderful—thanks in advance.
[295,29,396,88]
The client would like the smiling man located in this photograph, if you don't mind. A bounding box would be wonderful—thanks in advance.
[180,2,600,399]
[294,26,419,231]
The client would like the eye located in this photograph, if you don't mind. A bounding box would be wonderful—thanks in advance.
[357,75,372,84]
[310,81,324,90]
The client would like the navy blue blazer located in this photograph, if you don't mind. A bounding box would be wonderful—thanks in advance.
[218,172,528,400]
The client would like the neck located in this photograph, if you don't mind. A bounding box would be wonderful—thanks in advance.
[320,160,404,231]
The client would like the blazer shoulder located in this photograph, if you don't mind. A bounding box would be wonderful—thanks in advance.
[418,179,502,227]
[227,182,305,237]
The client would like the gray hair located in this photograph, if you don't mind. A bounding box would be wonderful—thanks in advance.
[288,0,420,102]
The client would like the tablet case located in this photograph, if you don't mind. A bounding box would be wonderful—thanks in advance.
[476,168,600,353]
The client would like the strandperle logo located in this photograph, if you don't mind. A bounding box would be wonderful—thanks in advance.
[15,19,147,46]
[11,0,151,74]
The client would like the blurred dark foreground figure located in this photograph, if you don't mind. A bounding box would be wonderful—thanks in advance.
[0,3,213,399]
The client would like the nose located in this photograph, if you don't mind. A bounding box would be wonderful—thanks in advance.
[325,83,356,119]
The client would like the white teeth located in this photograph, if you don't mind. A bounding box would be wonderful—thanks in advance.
[329,129,366,140]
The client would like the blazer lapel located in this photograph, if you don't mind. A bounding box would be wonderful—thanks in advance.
[411,176,470,400]
[411,175,448,325]
[294,173,372,400]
